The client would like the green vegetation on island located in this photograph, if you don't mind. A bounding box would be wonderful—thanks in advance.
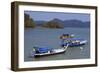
[24,14,63,29]
[24,13,89,29]
[42,20,64,29]
[24,13,36,28]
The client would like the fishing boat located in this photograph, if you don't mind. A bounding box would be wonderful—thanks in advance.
[31,45,69,57]
[61,38,87,47]
[60,34,74,39]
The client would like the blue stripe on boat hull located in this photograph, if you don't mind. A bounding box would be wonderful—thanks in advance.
[62,43,86,47]
[68,43,85,47]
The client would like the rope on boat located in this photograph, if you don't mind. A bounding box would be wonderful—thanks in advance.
[64,44,69,51]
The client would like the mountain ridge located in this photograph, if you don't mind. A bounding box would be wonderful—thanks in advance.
[35,18,90,28]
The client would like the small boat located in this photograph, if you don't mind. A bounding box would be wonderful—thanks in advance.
[60,34,74,39]
[31,45,69,57]
[61,38,87,47]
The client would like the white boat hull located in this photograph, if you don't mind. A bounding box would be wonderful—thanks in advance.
[34,45,69,57]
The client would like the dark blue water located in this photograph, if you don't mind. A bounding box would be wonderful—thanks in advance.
[24,27,90,61]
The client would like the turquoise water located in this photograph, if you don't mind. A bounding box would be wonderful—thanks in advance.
[24,27,90,61]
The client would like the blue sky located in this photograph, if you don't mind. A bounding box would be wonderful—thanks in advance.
[24,11,90,22]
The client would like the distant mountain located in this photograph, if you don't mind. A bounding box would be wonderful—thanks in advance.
[42,19,64,29]
[24,13,90,28]
[35,18,90,28]
[51,18,64,24]
[63,20,90,28]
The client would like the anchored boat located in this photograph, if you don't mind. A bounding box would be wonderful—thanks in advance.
[60,34,74,39]
[31,45,69,57]
[61,38,87,47]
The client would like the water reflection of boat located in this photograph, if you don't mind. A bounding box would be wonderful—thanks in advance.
[31,45,69,57]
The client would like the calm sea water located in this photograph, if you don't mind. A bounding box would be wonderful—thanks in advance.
[24,27,90,61]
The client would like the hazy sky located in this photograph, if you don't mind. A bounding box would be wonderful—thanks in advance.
[24,11,90,22]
